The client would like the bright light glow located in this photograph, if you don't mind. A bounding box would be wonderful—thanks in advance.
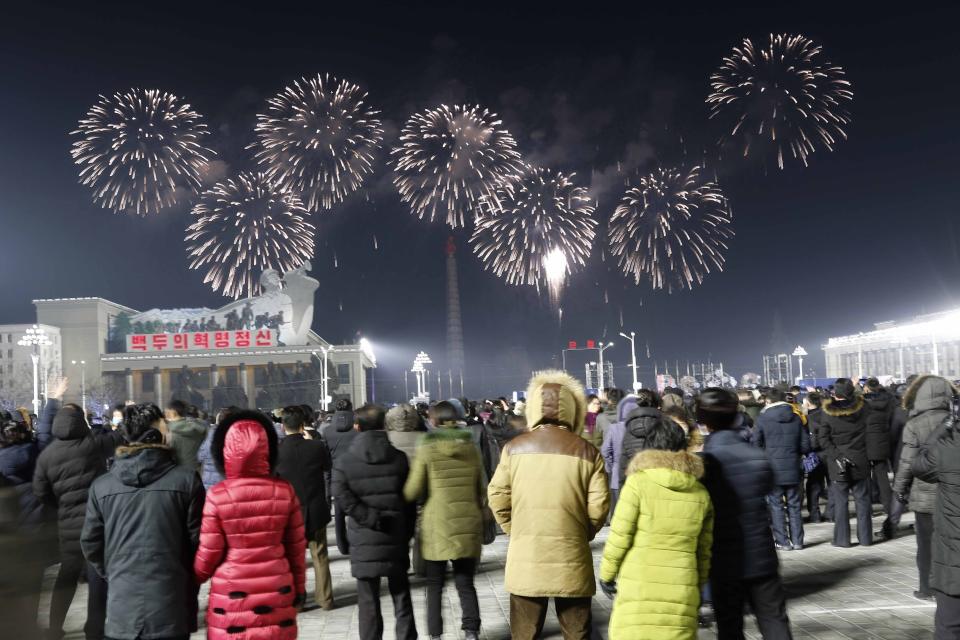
[543,248,568,307]
[827,309,960,347]
[360,337,376,365]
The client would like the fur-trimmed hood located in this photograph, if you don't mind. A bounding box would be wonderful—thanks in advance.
[111,443,176,488]
[903,374,957,415]
[626,449,705,490]
[822,394,864,418]
[524,369,587,435]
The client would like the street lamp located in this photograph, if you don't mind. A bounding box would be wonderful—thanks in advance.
[619,331,641,391]
[412,352,432,399]
[71,360,87,415]
[598,341,614,393]
[314,347,334,412]
[792,346,808,384]
[17,325,51,415]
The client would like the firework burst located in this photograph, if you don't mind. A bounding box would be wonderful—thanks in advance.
[70,88,214,215]
[471,167,596,304]
[392,104,524,228]
[185,172,314,299]
[707,33,853,169]
[608,165,733,293]
[253,73,383,211]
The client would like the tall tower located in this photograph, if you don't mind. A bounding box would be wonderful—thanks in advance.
[446,237,466,395]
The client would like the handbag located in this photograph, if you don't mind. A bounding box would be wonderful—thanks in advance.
[481,505,497,545]
[802,451,821,474]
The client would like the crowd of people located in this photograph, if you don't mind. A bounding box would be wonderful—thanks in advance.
[1,368,959,639]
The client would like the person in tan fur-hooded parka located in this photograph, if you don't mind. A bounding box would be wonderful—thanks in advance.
[488,370,609,640]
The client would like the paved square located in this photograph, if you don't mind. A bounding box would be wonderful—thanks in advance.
[52,511,935,639]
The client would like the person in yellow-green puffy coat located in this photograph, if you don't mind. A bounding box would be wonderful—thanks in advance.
[599,418,713,640]
[403,400,484,640]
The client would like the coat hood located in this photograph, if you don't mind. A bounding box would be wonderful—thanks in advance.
[863,389,894,411]
[822,395,865,418]
[385,404,419,432]
[904,374,958,415]
[111,444,177,487]
[350,429,399,465]
[626,449,704,490]
[421,427,474,458]
[223,419,271,478]
[616,394,641,423]
[760,402,797,422]
[624,406,662,438]
[332,410,355,433]
[524,369,587,435]
[52,406,89,440]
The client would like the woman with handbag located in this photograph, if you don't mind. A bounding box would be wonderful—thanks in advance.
[403,401,484,640]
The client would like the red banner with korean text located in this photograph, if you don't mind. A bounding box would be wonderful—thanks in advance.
[126,330,276,352]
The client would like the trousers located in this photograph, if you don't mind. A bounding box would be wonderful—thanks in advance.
[805,464,828,522]
[917,512,935,596]
[49,553,107,640]
[308,532,334,609]
[935,591,960,640]
[832,478,873,547]
[509,594,592,640]
[768,485,804,547]
[356,573,417,640]
[711,574,794,640]
[424,558,480,636]
[871,460,893,513]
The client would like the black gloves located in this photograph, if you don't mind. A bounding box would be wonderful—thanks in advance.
[836,457,855,474]
[293,592,306,609]
[896,493,909,505]
[599,580,617,600]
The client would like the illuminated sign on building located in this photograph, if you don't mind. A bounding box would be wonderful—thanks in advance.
[126,329,277,352]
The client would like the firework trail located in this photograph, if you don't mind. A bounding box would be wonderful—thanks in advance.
[471,167,596,304]
[608,165,733,293]
[253,73,384,211]
[185,172,314,299]
[392,104,524,228]
[71,88,215,215]
[707,33,853,169]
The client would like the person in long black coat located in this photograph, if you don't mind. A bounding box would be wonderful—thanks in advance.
[276,406,334,610]
[323,398,357,555]
[34,402,124,640]
[754,388,811,549]
[820,378,873,548]
[698,388,793,639]
[863,378,895,521]
[332,404,417,640]
[81,403,204,640]
[913,413,960,638]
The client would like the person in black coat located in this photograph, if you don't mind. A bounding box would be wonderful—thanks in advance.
[863,378,895,519]
[332,404,417,640]
[754,388,811,549]
[698,388,793,640]
[323,398,357,555]
[81,403,205,640]
[618,405,663,488]
[913,412,960,638]
[820,378,873,548]
[276,405,334,610]
[34,402,124,640]
[803,393,831,523]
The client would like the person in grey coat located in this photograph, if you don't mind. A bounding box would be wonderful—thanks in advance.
[894,375,957,600]
[81,403,204,640]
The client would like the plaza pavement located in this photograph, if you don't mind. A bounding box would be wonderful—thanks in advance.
[51,510,935,639]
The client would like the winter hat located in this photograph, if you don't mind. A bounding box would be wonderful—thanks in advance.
[385,403,419,432]
[833,378,856,400]
[524,369,586,434]
[865,377,882,392]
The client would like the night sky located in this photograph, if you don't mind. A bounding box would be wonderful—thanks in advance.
[2,4,959,399]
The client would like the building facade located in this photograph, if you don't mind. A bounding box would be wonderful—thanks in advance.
[30,297,375,413]
[823,308,960,380]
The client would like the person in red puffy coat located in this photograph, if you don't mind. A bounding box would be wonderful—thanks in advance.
[194,410,307,639]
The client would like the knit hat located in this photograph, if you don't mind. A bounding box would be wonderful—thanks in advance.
[385,403,419,432]
[833,378,856,400]
[524,370,586,434]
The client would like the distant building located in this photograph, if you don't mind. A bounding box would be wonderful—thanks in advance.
[26,295,374,413]
[823,308,960,380]
[0,323,62,409]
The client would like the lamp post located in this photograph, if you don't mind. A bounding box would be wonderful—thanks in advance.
[792,346,808,384]
[17,325,51,415]
[71,360,87,415]
[317,346,333,412]
[598,341,614,393]
[619,331,640,391]
[412,352,432,399]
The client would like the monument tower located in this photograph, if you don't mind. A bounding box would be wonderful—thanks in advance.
[445,237,466,395]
